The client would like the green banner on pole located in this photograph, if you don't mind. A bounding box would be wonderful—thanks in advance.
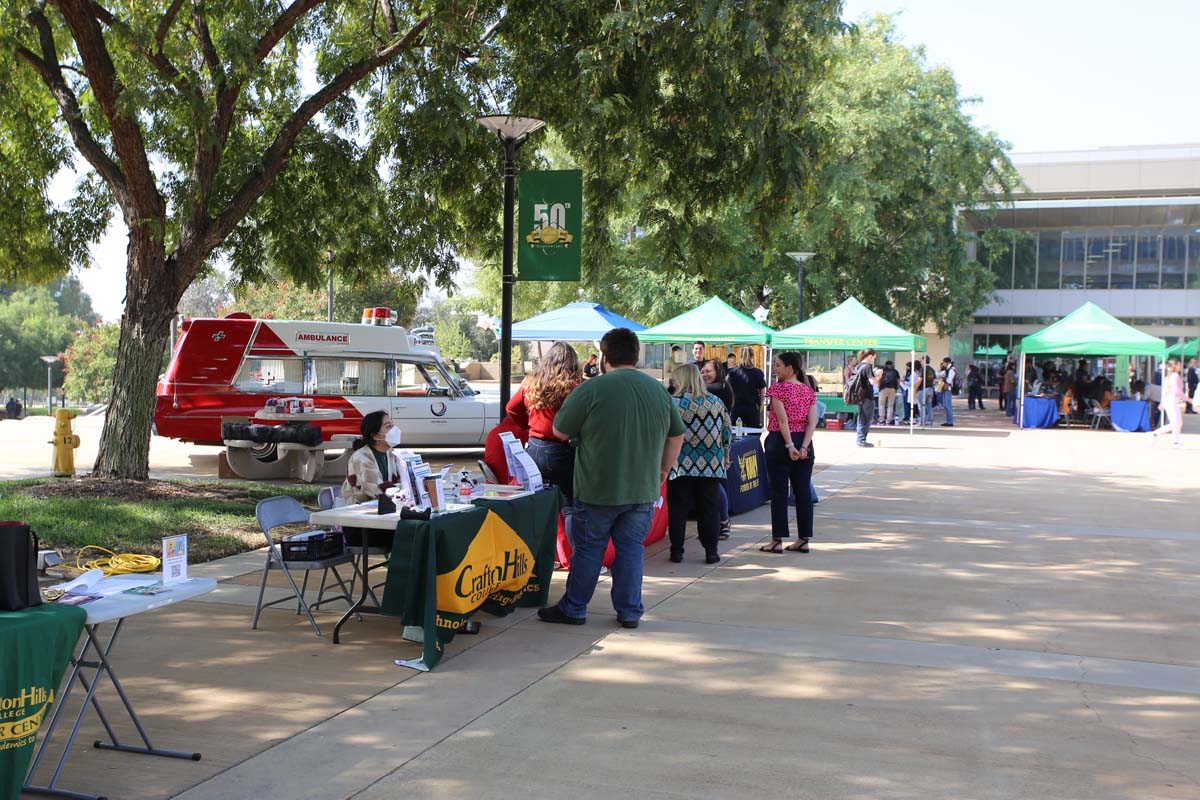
[518,169,582,281]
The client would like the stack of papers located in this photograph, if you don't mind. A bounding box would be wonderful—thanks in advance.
[52,570,160,598]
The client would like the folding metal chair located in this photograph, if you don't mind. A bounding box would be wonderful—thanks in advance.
[252,496,356,636]
[319,486,389,607]
[1089,399,1112,429]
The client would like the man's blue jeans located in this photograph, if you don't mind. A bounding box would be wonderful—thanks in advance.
[856,398,875,444]
[938,389,955,424]
[1006,391,1017,417]
[558,500,655,622]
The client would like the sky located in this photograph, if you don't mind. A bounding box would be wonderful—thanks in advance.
[72,0,1200,322]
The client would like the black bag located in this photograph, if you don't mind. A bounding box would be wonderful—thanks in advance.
[0,521,42,611]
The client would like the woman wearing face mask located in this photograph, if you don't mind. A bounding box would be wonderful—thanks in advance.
[341,410,403,547]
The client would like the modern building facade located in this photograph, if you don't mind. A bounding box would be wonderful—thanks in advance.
[958,144,1200,359]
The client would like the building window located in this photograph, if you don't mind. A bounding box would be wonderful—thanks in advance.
[1061,231,1086,290]
[1189,230,1200,289]
[1014,232,1037,289]
[1136,229,1161,289]
[311,358,386,396]
[1109,231,1136,289]
[1037,231,1061,289]
[1085,230,1111,289]
[1161,228,1187,289]
[980,236,1013,290]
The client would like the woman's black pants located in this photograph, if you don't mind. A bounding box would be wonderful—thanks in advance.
[764,432,815,541]
[667,476,723,557]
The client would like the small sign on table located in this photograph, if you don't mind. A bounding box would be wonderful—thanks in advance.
[162,535,188,584]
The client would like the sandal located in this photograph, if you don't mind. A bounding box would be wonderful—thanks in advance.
[785,540,809,553]
[758,541,784,554]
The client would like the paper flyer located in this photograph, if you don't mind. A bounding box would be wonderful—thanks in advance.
[162,534,188,584]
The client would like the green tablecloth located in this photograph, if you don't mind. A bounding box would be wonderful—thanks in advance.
[0,602,85,798]
[381,489,560,669]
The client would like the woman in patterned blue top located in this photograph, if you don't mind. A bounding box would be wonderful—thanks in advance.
[666,364,732,564]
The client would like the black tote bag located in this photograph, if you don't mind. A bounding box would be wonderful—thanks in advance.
[0,521,42,611]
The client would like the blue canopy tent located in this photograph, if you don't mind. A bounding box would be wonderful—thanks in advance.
[511,301,644,341]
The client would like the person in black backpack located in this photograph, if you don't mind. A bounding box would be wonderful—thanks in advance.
[852,349,879,446]
[878,361,900,425]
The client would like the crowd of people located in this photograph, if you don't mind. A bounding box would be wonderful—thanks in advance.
[339,332,1196,632]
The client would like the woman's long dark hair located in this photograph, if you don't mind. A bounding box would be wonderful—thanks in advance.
[776,351,806,383]
[353,410,387,451]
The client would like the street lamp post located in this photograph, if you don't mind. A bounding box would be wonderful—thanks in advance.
[476,114,546,418]
[40,355,57,414]
[786,251,816,324]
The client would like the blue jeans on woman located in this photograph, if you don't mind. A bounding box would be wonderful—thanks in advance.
[557,501,654,623]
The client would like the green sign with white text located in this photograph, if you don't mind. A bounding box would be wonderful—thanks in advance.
[518,169,582,281]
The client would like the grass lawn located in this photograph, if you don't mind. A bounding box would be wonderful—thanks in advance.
[0,478,324,564]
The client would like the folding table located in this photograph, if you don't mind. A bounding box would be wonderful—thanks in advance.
[23,576,217,800]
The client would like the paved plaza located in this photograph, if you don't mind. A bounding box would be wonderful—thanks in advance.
[8,409,1200,799]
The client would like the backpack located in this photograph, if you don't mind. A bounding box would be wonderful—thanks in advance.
[843,366,870,404]
[950,366,962,395]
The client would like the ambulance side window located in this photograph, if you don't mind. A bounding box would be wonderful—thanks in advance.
[312,358,387,396]
[395,359,436,396]
[234,358,304,393]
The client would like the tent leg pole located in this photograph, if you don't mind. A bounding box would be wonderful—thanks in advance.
[909,349,914,435]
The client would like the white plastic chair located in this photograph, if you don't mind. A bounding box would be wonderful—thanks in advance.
[1089,398,1112,430]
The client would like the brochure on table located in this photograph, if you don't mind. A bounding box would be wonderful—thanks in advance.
[497,432,544,491]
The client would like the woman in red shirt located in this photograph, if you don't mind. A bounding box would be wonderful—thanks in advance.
[760,351,819,554]
[507,342,582,508]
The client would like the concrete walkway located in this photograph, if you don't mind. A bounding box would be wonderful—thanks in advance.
[18,409,1200,800]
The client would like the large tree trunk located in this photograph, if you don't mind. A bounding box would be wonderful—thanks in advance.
[92,233,178,479]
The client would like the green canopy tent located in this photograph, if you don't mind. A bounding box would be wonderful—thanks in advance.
[770,297,926,351]
[770,297,927,433]
[1015,302,1167,427]
[638,296,776,345]
[1166,339,1200,358]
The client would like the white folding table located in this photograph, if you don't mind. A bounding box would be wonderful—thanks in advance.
[23,576,217,800]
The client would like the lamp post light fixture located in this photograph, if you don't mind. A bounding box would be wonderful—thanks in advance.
[40,355,57,413]
[785,251,816,324]
[475,115,547,417]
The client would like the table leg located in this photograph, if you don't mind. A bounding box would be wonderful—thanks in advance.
[24,620,201,800]
[332,542,372,644]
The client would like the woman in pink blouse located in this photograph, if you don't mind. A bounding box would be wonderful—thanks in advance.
[760,351,819,554]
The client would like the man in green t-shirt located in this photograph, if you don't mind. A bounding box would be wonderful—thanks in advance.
[538,328,685,629]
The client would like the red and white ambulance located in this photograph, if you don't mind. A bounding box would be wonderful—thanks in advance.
[154,313,499,457]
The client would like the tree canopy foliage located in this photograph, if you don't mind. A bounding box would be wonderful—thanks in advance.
[63,322,120,402]
[1,0,843,477]
[0,286,81,390]
[480,15,1018,335]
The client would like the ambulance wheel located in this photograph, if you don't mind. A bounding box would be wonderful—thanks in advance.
[250,443,279,463]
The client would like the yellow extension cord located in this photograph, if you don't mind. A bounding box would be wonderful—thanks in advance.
[75,545,161,576]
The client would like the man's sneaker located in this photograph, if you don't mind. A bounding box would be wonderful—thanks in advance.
[618,619,640,629]
[538,606,585,625]
[857,442,875,448]
[941,423,954,427]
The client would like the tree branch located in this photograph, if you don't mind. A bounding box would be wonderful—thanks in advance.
[203,14,434,255]
[377,0,398,37]
[191,1,224,87]
[89,0,183,81]
[57,0,163,221]
[254,0,329,62]
[155,0,186,54]
[16,15,128,209]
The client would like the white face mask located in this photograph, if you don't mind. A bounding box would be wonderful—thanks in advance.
[384,426,403,448]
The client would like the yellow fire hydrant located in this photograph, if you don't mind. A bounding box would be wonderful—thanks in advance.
[49,409,80,477]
